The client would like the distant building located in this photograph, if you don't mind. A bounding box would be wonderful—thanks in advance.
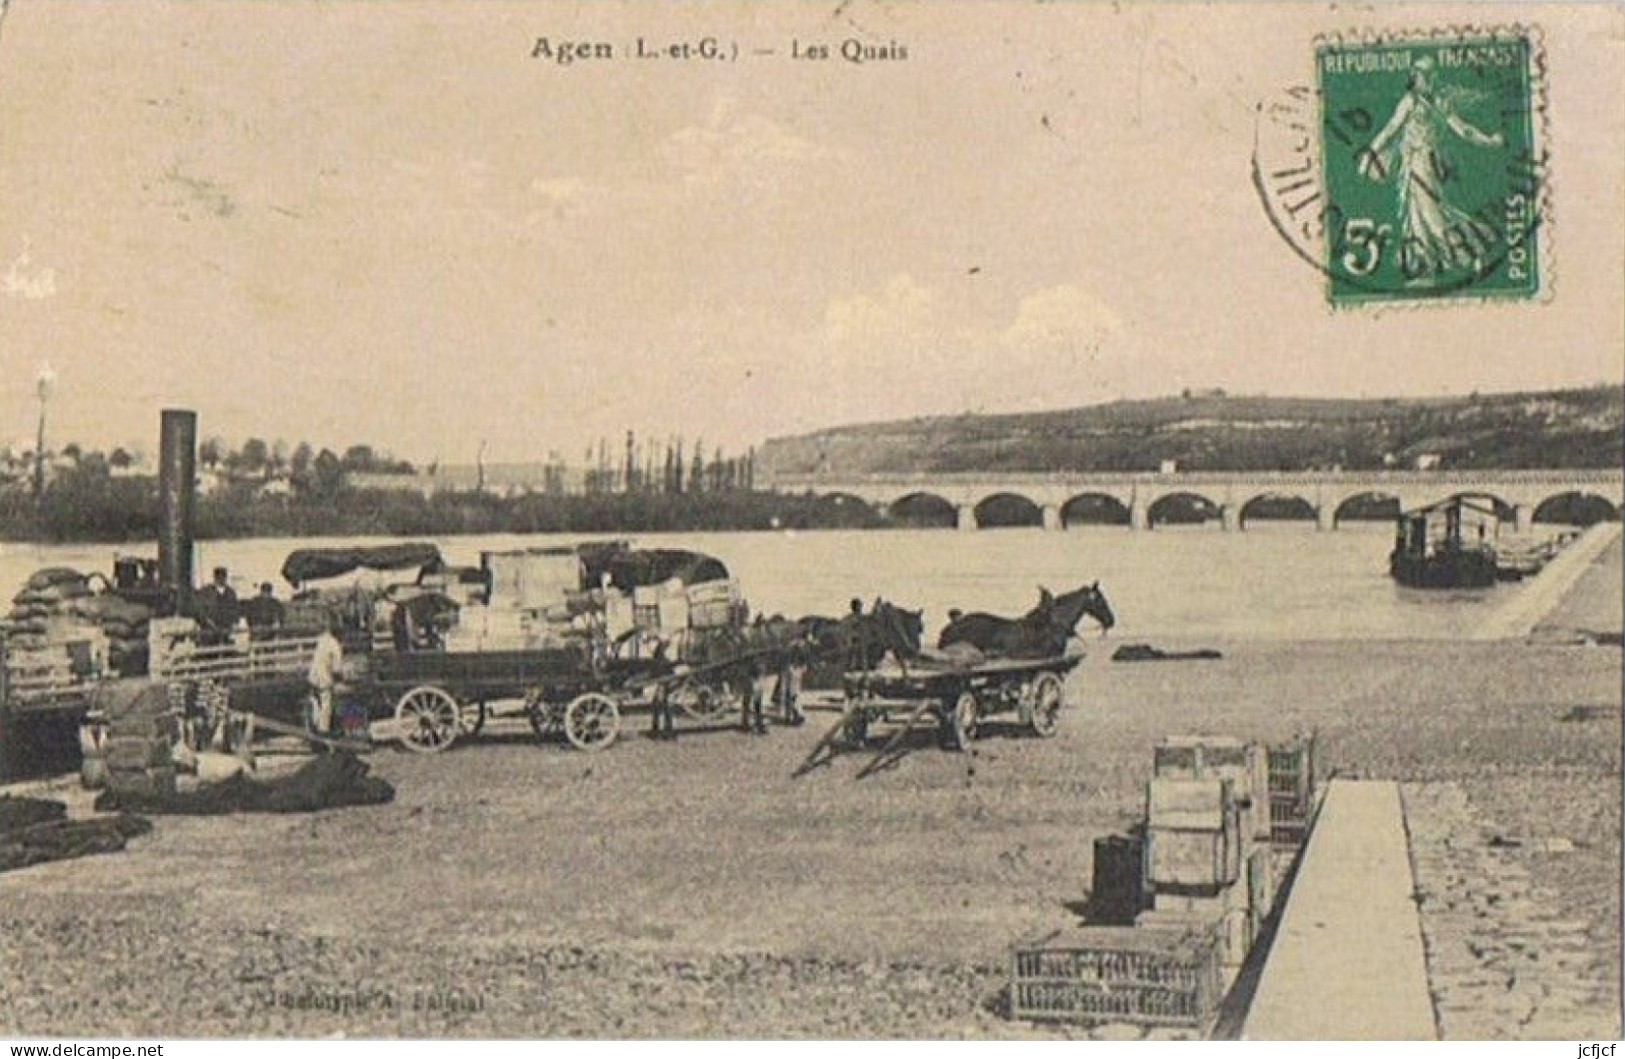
[1414,453,1443,471]
[1158,459,1179,475]
[196,467,231,495]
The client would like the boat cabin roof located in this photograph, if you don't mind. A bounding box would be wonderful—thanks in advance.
[1399,493,1504,521]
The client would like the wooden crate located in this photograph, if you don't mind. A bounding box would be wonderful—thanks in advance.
[1152,878,1246,916]
[1146,777,1240,888]
[1268,735,1317,846]
[1137,908,1250,972]
[1010,925,1226,1027]
[689,600,735,629]
[1155,736,1271,842]
[1146,827,1240,889]
[1147,776,1234,830]
[1268,735,1316,802]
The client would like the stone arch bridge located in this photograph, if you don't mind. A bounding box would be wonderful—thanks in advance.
[766,470,1625,531]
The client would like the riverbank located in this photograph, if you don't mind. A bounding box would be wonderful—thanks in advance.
[0,634,1616,1038]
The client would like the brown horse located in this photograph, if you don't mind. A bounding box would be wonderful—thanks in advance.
[937,582,1114,659]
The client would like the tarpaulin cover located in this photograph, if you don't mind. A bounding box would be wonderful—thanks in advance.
[589,548,730,591]
[0,796,152,873]
[281,543,442,585]
[94,752,394,815]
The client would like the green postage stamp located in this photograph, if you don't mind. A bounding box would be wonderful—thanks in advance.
[1316,31,1542,305]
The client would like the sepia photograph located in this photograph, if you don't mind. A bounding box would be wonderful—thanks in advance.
[0,0,1621,1043]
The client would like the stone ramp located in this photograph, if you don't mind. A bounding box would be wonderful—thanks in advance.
[1474,522,1623,641]
[1241,780,1436,1040]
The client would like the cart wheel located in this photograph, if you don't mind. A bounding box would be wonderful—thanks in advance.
[949,691,979,750]
[671,679,739,721]
[564,692,620,752]
[1028,672,1065,738]
[460,700,488,737]
[394,685,461,754]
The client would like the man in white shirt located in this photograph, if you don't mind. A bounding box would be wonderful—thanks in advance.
[307,617,344,737]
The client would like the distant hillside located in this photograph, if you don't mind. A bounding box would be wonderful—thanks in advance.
[759,386,1624,477]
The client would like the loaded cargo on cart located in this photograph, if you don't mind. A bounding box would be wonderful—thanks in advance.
[355,539,756,753]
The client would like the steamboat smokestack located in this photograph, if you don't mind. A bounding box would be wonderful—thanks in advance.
[157,409,197,612]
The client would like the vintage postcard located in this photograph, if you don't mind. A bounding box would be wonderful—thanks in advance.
[0,0,1621,1045]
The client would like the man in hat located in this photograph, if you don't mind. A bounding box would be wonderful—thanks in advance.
[242,582,285,641]
[194,566,240,645]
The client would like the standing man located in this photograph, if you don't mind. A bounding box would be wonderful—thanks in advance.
[242,582,284,640]
[738,658,772,735]
[648,678,678,741]
[772,652,806,726]
[195,566,240,644]
[307,615,345,739]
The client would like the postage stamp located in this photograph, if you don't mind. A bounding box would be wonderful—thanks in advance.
[1315,31,1542,305]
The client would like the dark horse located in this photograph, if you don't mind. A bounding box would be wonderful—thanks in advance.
[799,599,924,674]
[937,582,1114,659]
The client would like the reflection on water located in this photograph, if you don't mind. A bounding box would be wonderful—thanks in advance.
[0,522,1522,642]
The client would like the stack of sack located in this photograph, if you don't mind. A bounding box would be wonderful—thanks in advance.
[65,593,154,676]
[1,567,155,677]
[1,567,92,650]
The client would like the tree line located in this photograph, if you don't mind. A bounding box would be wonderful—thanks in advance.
[0,441,872,544]
[196,438,416,481]
[554,432,756,496]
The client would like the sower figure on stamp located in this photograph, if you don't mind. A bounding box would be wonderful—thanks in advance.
[1357,56,1505,283]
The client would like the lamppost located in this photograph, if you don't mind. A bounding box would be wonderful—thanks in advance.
[32,363,55,501]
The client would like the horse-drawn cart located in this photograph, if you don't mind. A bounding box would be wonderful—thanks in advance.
[354,615,808,753]
[314,540,774,754]
[796,652,1083,776]
[362,644,673,753]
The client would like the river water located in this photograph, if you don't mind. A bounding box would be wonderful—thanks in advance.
[0,522,1544,642]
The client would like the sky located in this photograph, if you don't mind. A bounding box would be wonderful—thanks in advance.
[0,0,1620,467]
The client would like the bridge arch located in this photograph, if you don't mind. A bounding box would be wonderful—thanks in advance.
[1334,491,1402,527]
[1533,491,1620,526]
[1061,492,1132,528]
[887,492,958,529]
[974,492,1044,529]
[815,492,882,527]
[1238,492,1317,529]
[1146,491,1222,528]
